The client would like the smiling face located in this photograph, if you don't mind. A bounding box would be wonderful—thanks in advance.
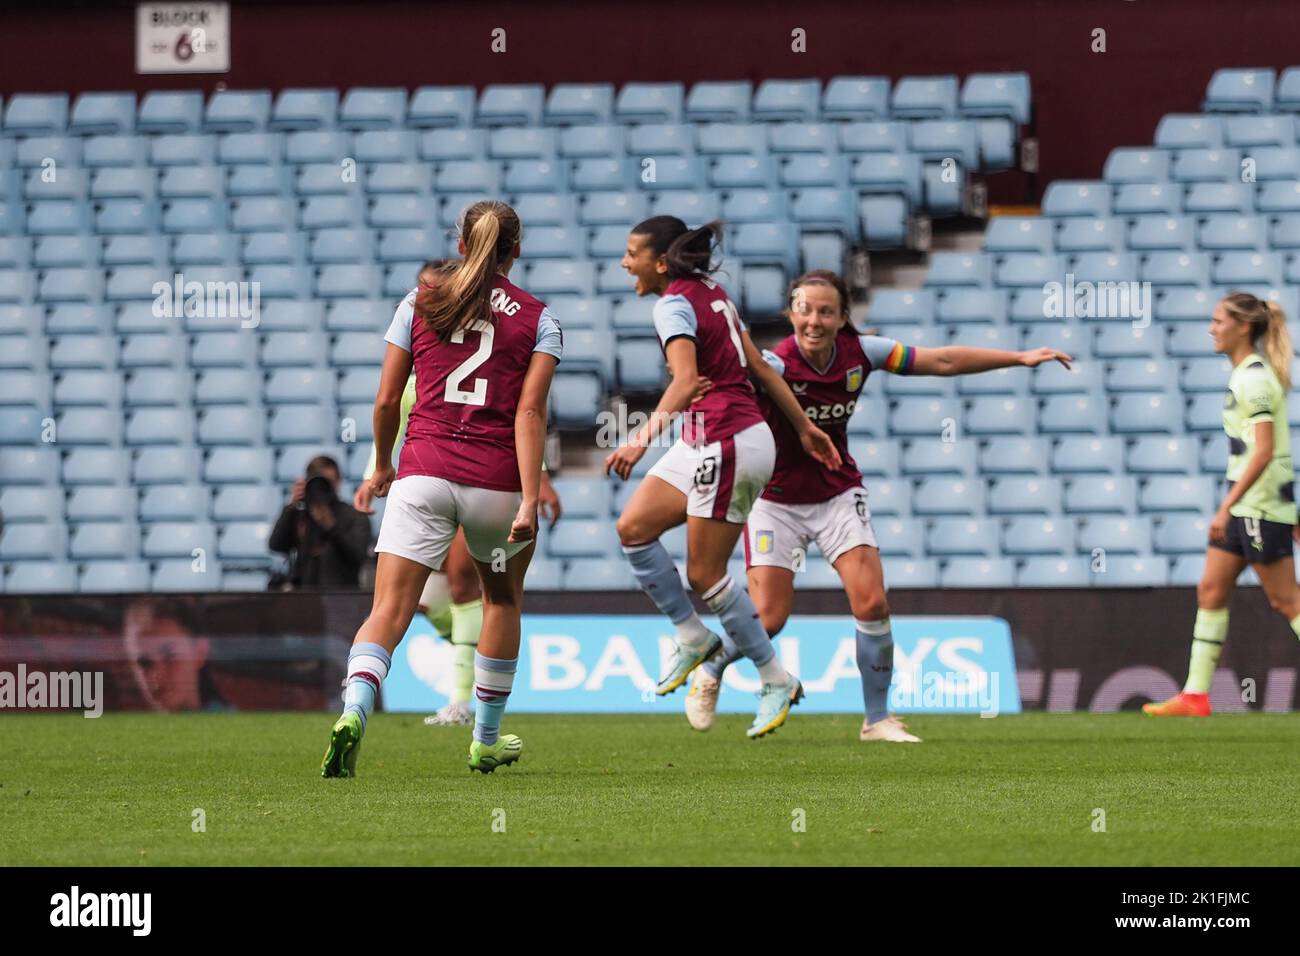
[789,281,849,360]
[621,231,668,297]
[1209,302,1251,356]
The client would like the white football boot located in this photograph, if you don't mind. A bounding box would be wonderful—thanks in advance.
[859,715,921,743]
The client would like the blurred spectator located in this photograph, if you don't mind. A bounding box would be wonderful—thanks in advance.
[269,455,370,589]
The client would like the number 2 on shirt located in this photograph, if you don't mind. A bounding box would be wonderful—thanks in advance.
[444,319,494,406]
[710,298,746,367]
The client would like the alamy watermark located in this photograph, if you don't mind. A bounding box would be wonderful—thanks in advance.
[892,668,1000,717]
[151,272,261,328]
[1043,273,1151,328]
[0,664,103,718]
[595,406,705,449]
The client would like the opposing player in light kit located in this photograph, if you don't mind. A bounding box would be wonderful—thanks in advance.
[607,218,841,738]
[354,260,563,728]
[684,271,1070,741]
[1146,292,1300,717]
[322,200,561,776]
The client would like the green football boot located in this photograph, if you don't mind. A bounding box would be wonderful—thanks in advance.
[321,712,363,778]
[468,734,523,774]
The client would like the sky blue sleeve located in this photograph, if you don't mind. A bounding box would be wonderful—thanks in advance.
[760,349,786,376]
[653,293,698,345]
[534,307,563,361]
[384,291,416,352]
[859,334,914,373]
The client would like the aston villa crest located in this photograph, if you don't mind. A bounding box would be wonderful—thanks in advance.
[846,365,864,392]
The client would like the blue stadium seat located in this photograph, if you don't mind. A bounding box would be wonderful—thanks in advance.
[544,84,614,125]
[198,406,264,445]
[82,135,147,168]
[1180,356,1232,392]
[1203,68,1275,113]
[707,153,774,188]
[136,483,209,523]
[650,190,722,224]
[217,521,275,563]
[547,518,619,559]
[730,222,799,273]
[1152,512,1212,554]
[267,89,338,131]
[1111,392,1182,433]
[642,155,708,190]
[753,79,821,122]
[885,558,940,588]
[891,76,957,118]
[1141,251,1210,286]
[850,438,900,475]
[65,485,135,523]
[986,476,1061,514]
[571,158,630,192]
[900,439,976,477]
[1126,436,1199,475]
[1155,114,1223,150]
[1277,67,1300,112]
[850,153,922,205]
[1066,474,1140,514]
[69,522,138,560]
[559,124,623,159]
[821,77,890,122]
[150,559,221,591]
[124,368,188,407]
[866,479,912,517]
[125,407,193,446]
[614,83,684,124]
[912,477,983,516]
[0,485,63,523]
[339,88,406,131]
[1170,147,1239,182]
[1042,180,1109,217]
[909,119,979,168]
[984,216,1052,254]
[407,87,474,128]
[1212,250,1283,286]
[626,123,693,156]
[961,72,1031,124]
[996,252,1064,287]
[927,517,999,557]
[978,436,1048,475]
[476,85,544,127]
[926,251,991,287]
[872,517,923,558]
[966,395,1035,435]
[685,81,751,123]
[562,558,636,590]
[888,396,959,437]
[1196,213,1266,251]
[868,289,934,325]
[4,94,69,134]
[1002,515,1074,556]
[1256,180,1300,213]
[940,557,1015,588]
[1076,516,1153,555]
[1016,557,1092,587]
[79,560,150,592]
[720,188,784,224]
[1056,217,1124,253]
[204,90,272,133]
[47,303,113,335]
[139,520,216,560]
[5,561,77,593]
[550,372,602,427]
[1138,475,1217,514]
[1095,555,1169,587]
[1183,182,1251,215]
[1113,183,1180,217]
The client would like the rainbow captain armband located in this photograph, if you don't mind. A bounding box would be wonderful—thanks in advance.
[883,342,917,375]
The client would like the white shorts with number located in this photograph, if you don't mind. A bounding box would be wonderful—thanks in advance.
[646,421,776,525]
[745,485,878,570]
[375,475,529,571]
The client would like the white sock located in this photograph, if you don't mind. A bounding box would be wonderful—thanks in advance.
[675,613,712,649]
[757,657,788,685]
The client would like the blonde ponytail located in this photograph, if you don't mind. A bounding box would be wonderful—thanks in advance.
[1262,300,1293,390]
[416,200,521,339]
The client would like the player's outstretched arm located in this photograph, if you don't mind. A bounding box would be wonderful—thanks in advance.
[605,337,701,479]
[739,332,842,471]
[511,351,559,543]
[910,345,1072,376]
[368,343,413,499]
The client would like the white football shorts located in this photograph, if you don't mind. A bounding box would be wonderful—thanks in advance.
[646,421,776,525]
[376,475,529,571]
[745,485,878,570]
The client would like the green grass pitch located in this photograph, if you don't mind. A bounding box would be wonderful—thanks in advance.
[3,712,1297,866]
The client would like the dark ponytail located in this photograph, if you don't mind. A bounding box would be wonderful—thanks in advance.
[631,216,723,280]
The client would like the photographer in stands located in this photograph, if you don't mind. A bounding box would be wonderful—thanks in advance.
[269,455,371,589]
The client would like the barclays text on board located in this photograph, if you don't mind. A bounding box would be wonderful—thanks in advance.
[383,615,1020,715]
